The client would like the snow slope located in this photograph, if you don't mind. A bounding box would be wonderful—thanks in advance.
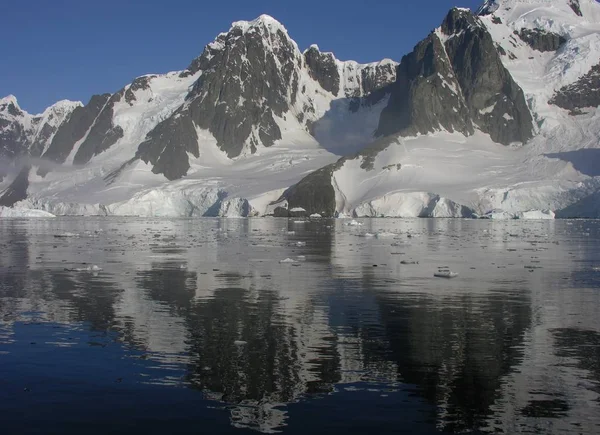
[287,1,600,219]
[5,3,600,218]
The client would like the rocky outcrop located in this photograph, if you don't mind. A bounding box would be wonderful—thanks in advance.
[304,46,341,96]
[518,29,566,52]
[304,46,397,98]
[550,62,600,113]
[136,106,199,180]
[476,0,500,16]
[138,16,298,173]
[441,9,534,145]
[377,30,474,138]
[41,94,110,166]
[72,92,124,165]
[1,97,80,181]
[378,8,533,146]
[276,163,340,217]
[0,166,29,206]
[0,98,28,179]
[569,0,583,16]
[124,75,154,105]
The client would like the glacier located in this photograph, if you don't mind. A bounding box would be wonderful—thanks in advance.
[1,1,600,219]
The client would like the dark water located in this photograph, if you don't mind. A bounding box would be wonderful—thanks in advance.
[0,217,599,434]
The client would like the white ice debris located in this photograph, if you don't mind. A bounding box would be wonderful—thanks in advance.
[345,220,363,226]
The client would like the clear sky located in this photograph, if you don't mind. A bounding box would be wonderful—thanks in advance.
[2,0,483,114]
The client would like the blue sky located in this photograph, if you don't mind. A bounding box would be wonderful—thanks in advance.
[2,0,482,114]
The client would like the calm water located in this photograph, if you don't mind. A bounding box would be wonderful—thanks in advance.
[0,217,599,434]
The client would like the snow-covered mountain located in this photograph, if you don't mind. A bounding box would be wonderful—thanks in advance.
[2,1,600,218]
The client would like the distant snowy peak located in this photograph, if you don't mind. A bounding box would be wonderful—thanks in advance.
[0,95,26,121]
[0,94,81,161]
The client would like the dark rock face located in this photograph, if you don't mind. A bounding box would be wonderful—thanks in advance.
[476,0,500,16]
[518,29,566,52]
[29,121,57,158]
[73,92,124,165]
[125,76,154,105]
[377,30,474,138]
[41,94,111,166]
[136,107,199,180]
[140,18,299,176]
[187,22,294,156]
[357,62,398,96]
[0,101,29,181]
[0,166,29,206]
[550,62,600,113]
[304,46,341,96]
[569,0,583,16]
[442,9,534,145]
[378,8,534,146]
[278,163,340,217]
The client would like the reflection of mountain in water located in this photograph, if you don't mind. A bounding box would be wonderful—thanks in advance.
[1,218,599,433]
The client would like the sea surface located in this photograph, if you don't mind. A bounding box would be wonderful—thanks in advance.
[0,217,599,434]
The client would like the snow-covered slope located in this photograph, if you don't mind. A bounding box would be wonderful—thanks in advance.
[3,3,600,218]
[280,1,600,219]
[2,14,397,216]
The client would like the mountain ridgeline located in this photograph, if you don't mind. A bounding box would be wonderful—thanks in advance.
[2,1,599,217]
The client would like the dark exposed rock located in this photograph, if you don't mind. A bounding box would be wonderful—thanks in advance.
[491,16,502,24]
[358,61,398,96]
[136,107,199,180]
[29,122,57,158]
[0,116,28,180]
[273,206,290,217]
[379,8,533,146]
[73,92,124,165]
[569,0,583,16]
[41,94,111,168]
[376,30,474,138]
[550,62,600,113]
[442,9,534,145]
[476,0,500,16]
[0,166,30,207]
[304,46,340,96]
[518,28,566,52]
[277,163,341,217]
[138,17,303,178]
[279,135,402,216]
[124,75,155,105]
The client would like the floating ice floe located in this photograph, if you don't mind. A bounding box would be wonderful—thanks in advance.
[434,271,459,279]
[295,241,306,247]
[279,258,297,264]
[375,231,396,238]
[345,220,363,226]
[73,265,103,272]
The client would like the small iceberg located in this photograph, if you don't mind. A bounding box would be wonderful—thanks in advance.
[279,258,297,264]
[434,270,458,278]
[345,220,363,226]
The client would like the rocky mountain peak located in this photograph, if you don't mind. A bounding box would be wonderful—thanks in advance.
[377,6,533,145]
[0,95,24,118]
